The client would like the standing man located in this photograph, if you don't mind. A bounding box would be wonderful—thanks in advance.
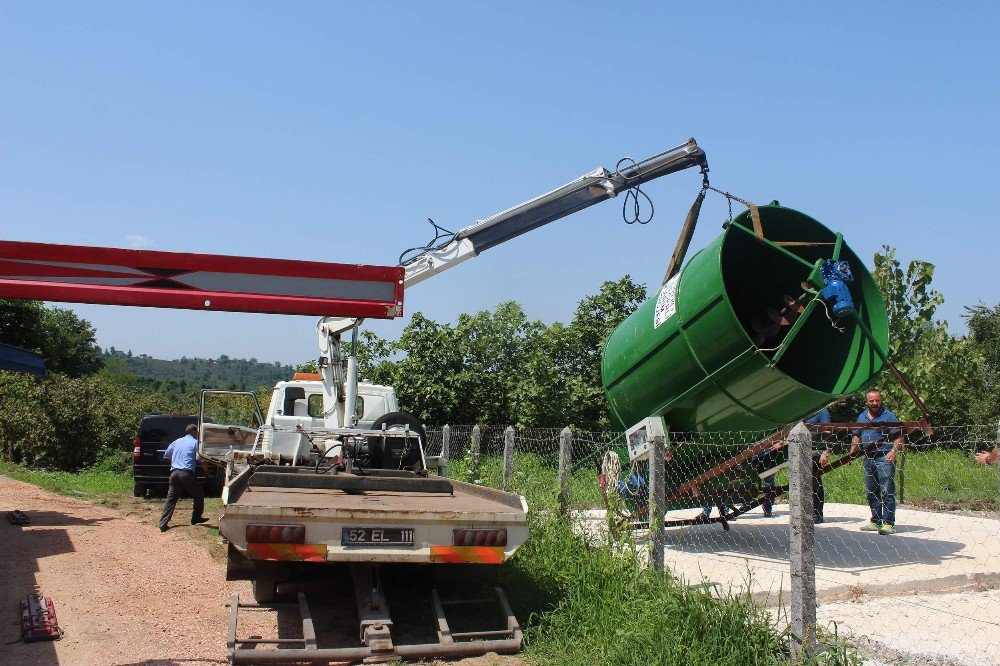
[159,423,209,532]
[850,390,904,536]
[805,408,830,523]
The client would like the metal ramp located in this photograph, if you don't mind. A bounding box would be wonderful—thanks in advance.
[227,565,522,664]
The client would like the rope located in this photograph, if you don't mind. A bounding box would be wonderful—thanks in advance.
[615,157,655,225]
[706,185,765,239]
[602,450,622,490]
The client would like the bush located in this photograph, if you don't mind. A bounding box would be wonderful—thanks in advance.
[0,370,185,470]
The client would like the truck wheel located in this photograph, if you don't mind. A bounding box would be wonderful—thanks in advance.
[133,483,144,498]
[368,411,427,469]
[252,578,277,604]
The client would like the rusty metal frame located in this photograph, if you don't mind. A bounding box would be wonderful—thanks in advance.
[599,419,932,536]
[226,570,523,664]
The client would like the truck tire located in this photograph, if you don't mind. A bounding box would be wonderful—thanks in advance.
[252,578,277,604]
[132,482,144,498]
[368,411,426,470]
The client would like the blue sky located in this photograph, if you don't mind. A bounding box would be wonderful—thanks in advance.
[2,3,997,364]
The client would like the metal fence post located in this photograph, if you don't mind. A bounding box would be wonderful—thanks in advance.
[440,424,450,477]
[649,428,666,575]
[503,426,515,490]
[558,426,572,515]
[788,421,817,661]
[471,425,481,483]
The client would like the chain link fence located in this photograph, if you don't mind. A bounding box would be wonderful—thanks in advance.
[427,422,1000,665]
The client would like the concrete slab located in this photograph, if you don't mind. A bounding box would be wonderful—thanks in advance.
[575,503,1000,665]
[818,589,1000,666]
[578,503,1000,601]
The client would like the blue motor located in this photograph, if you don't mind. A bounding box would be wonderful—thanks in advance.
[819,259,855,319]
[616,474,649,513]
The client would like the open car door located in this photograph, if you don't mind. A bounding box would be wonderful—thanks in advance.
[198,389,265,466]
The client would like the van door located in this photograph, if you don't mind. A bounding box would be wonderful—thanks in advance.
[198,390,264,464]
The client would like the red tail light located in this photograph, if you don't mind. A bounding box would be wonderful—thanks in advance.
[132,437,141,462]
[246,523,305,544]
[453,528,507,547]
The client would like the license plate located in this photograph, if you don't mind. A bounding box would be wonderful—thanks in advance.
[342,527,414,546]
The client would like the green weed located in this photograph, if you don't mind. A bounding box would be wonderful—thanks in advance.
[0,461,132,496]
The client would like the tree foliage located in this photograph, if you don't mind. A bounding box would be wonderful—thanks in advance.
[355,276,647,430]
[965,302,1000,420]
[871,247,984,424]
[104,348,295,390]
[0,369,190,469]
[0,299,103,377]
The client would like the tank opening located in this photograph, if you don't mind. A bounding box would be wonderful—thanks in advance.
[721,206,886,396]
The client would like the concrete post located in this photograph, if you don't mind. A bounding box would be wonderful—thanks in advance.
[471,425,481,484]
[558,427,572,516]
[503,426,515,490]
[440,424,450,478]
[649,430,666,575]
[788,421,817,661]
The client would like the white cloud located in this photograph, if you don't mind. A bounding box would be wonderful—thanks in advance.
[126,234,155,249]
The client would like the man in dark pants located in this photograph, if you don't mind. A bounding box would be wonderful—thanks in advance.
[159,423,209,532]
[751,408,828,519]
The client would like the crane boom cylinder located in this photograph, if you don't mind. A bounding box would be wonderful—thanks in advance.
[402,138,706,287]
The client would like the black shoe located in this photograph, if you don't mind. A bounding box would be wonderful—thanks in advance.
[763,511,773,518]
[695,511,711,523]
[191,516,209,525]
[160,525,169,532]
[737,503,752,513]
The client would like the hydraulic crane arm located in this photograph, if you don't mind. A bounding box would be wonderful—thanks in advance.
[401,138,707,288]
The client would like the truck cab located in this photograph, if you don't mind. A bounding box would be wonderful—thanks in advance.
[261,375,399,461]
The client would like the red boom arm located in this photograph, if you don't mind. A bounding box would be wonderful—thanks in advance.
[0,240,404,319]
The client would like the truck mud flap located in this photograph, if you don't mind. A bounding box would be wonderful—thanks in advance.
[248,470,454,495]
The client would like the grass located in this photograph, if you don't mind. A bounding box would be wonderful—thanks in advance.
[0,460,133,496]
[501,511,786,665]
[501,505,863,665]
[791,449,999,509]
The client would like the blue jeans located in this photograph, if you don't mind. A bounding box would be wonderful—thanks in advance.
[862,455,896,526]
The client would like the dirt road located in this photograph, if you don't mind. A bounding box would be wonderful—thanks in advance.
[1,476,234,665]
[0,476,524,666]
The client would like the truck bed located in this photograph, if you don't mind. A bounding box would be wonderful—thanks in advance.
[232,485,522,516]
[221,469,529,564]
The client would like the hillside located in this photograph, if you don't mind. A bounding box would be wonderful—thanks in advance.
[103,348,297,390]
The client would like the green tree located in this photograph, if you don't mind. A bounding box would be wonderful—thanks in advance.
[965,302,1000,421]
[554,276,647,429]
[0,299,102,376]
[871,247,983,424]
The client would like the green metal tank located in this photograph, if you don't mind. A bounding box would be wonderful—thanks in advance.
[601,203,888,432]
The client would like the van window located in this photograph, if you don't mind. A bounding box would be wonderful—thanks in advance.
[139,416,196,444]
[307,394,324,418]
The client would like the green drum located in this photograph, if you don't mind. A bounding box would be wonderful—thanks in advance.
[601,203,888,433]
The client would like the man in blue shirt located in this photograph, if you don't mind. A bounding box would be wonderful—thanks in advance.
[158,424,209,532]
[748,408,830,519]
[850,390,904,536]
